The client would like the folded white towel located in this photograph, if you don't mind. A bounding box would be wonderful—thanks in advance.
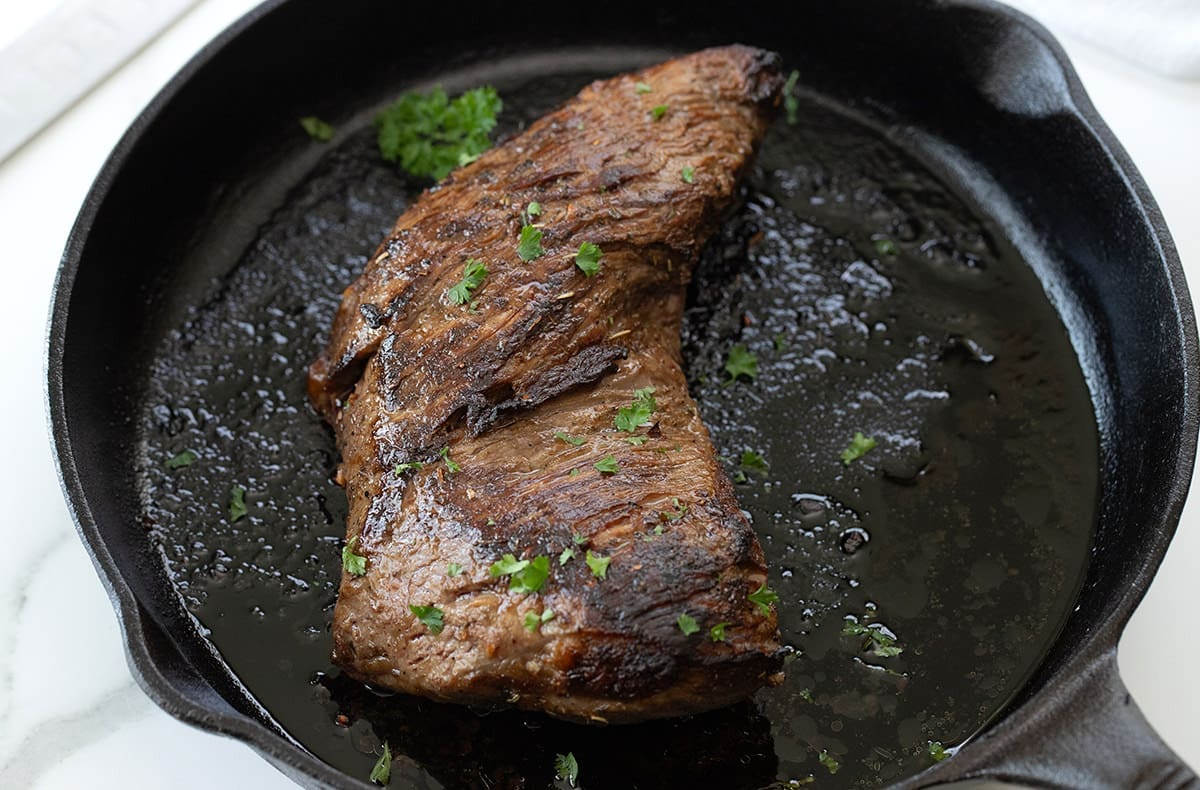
[1004,0,1200,79]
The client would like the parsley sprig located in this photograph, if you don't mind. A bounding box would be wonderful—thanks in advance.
[748,583,779,616]
[376,86,502,180]
[554,752,580,787]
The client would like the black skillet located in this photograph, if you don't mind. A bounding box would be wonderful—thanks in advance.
[47,0,1198,787]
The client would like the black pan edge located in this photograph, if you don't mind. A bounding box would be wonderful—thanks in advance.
[45,0,1199,787]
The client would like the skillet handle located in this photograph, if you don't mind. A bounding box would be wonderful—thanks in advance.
[941,648,1197,789]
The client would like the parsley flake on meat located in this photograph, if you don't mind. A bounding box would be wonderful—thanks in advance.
[518,224,544,261]
[409,604,444,634]
[447,259,487,305]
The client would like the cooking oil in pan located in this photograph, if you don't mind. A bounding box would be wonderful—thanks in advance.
[137,72,1095,788]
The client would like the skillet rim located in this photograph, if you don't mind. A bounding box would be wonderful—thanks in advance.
[44,0,1199,786]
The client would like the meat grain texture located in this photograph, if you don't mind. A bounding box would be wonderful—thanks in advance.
[310,45,785,724]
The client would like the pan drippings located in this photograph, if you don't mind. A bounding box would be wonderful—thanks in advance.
[137,70,1096,788]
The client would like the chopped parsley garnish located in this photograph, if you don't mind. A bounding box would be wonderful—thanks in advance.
[574,242,603,277]
[524,608,555,632]
[799,688,814,703]
[740,450,769,475]
[490,554,528,576]
[873,237,898,256]
[663,497,688,521]
[573,532,589,546]
[841,619,903,657]
[370,743,392,785]
[624,436,649,446]
[165,450,197,469]
[376,85,501,180]
[681,166,695,184]
[615,386,656,432]
[447,259,487,305]
[299,116,334,142]
[783,69,800,125]
[651,104,669,121]
[395,461,423,474]
[559,547,575,565]
[518,224,544,261]
[554,752,580,787]
[229,485,247,522]
[342,535,367,576]
[748,583,779,616]
[568,468,580,477]
[724,344,759,383]
[585,550,611,579]
[677,613,700,635]
[446,562,463,577]
[773,332,788,352]
[409,604,444,634]
[440,446,461,472]
[635,81,653,94]
[710,622,730,642]
[818,750,840,775]
[526,201,542,217]
[840,432,877,465]
[490,554,550,594]
[928,741,949,762]
[554,431,586,446]
[593,455,619,474]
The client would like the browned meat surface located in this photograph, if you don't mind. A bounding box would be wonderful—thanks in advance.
[309,45,784,724]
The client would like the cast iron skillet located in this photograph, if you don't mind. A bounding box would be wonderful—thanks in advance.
[47,0,1199,787]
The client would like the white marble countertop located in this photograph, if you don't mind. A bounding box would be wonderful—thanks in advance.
[1,1,1197,787]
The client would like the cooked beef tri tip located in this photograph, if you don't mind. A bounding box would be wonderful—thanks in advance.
[308,45,785,724]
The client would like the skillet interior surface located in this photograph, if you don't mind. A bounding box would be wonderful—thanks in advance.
[49,1,1196,789]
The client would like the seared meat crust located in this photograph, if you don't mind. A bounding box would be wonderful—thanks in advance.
[310,45,784,724]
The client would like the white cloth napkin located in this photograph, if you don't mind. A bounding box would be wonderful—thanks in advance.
[0,0,199,162]
[1004,0,1200,79]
